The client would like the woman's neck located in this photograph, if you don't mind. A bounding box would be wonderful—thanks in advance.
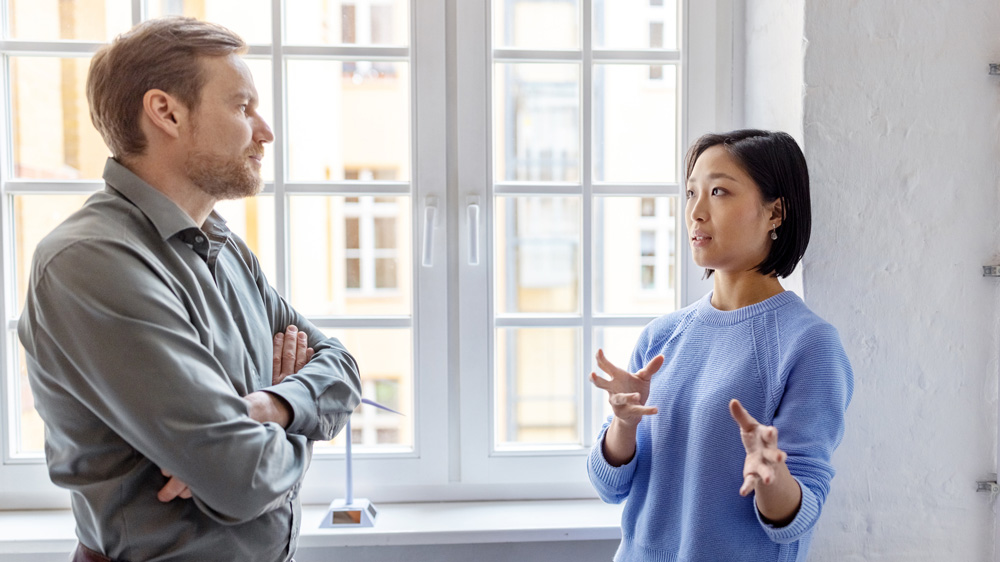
[710,269,785,311]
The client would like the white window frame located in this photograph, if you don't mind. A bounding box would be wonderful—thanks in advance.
[455,0,726,492]
[0,0,732,508]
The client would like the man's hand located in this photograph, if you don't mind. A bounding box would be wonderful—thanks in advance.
[157,325,311,503]
[589,349,664,427]
[272,324,313,385]
[729,398,788,496]
[157,468,192,503]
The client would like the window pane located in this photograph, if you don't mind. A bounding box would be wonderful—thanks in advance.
[7,0,131,42]
[314,328,413,451]
[284,0,409,46]
[213,195,276,284]
[10,57,109,180]
[593,64,677,183]
[14,338,43,455]
[496,327,580,446]
[493,0,579,50]
[591,326,645,440]
[593,0,678,50]
[594,196,677,314]
[495,197,580,314]
[494,64,580,183]
[13,195,92,314]
[287,60,410,182]
[289,196,411,315]
[148,0,273,45]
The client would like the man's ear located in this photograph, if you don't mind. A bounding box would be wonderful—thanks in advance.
[768,197,785,227]
[142,89,187,140]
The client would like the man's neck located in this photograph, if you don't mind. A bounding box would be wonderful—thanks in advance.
[120,156,216,227]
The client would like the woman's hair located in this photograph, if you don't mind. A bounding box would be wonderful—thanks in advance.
[86,16,247,160]
[684,129,811,279]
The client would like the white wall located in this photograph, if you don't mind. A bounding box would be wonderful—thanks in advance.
[796,1,1000,560]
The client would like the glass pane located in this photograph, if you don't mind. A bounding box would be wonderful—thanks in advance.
[243,58,275,182]
[494,63,580,182]
[10,57,110,180]
[13,195,92,313]
[148,0,272,45]
[591,326,646,440]
[593,64,677,183]
[7,0,132,41]
[314,328,413,451]
[592,0,678,50]
[14,338,44,455]
[289,196,411,315]
[594,196,677,314]
[493,0,579,50]
[287,60,411,182]
[213,195,276,284]
[496,327,580,446]
[284,0,409,46]
[495,197,580,314]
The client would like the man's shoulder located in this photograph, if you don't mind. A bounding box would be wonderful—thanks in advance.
[33,190,153,271]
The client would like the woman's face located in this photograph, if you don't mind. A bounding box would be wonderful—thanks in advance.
[684,145,781,275]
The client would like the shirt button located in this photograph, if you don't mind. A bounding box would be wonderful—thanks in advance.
[195,236,205,243]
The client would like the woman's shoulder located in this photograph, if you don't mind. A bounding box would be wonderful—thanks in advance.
[635,301,702,353]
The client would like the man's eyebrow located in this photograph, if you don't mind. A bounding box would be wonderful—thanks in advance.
[230,89,256,103]
[687,172,739,183]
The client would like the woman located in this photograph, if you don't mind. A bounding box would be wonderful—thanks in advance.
[588,130,853,562]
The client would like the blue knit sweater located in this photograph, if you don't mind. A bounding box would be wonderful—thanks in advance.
[588,291,853,562]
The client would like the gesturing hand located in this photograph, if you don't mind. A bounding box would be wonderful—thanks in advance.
[589,349,664,427]
[272,324,314,385]
[729,399,788,497]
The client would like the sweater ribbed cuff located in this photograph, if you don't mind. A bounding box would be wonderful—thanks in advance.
[588,430,638,500]
[756,476,821,544]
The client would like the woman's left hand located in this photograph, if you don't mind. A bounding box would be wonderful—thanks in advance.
[729,398,787,497]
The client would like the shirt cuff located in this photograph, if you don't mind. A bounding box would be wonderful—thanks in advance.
[264,380,315,437]
[755,476,821,544]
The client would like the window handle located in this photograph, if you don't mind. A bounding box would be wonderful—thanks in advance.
[467,201,480,266]
[422,198,437,267]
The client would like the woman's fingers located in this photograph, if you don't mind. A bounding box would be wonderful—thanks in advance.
[636,355,664,380]
[729,399,760,433]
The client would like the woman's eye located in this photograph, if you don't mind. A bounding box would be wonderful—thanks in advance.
[711,187,724,196]
[685,190,694,199]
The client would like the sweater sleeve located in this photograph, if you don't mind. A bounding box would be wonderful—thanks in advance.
[759,322,854,543]
[587,417,639,503]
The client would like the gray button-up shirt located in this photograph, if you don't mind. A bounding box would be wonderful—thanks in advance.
[18,159,362,561]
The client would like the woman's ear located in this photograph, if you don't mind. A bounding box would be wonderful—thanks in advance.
[768,197,785,227]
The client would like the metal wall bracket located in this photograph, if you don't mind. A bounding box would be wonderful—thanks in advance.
[991,64,1000,76]
[976,475,998,494]
[982,266,1000,277]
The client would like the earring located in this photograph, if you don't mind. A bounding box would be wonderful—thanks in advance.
[770,224,778,241]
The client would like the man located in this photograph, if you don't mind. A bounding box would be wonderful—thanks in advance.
[17,17,362,562]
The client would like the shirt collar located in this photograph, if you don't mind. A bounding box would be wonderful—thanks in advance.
[102,157,215,241]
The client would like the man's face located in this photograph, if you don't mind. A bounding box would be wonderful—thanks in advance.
[183,54,273,201]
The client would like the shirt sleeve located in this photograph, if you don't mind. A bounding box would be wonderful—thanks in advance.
[18,239,310,526]
[758,322,854,543]
[237,239,363,442]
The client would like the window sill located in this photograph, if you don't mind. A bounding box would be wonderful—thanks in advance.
[0,499,623,554]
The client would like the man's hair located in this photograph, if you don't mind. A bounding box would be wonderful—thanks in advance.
[86,16,247,160]
[684,129,811,279]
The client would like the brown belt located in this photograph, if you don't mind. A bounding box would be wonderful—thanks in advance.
[71,544,118,562]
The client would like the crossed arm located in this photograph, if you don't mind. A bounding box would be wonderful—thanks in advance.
[158,325,315,503]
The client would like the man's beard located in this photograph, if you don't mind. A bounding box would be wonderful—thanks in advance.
[184,149,263,201]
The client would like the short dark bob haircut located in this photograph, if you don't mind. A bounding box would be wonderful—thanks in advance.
[684,129,810,279]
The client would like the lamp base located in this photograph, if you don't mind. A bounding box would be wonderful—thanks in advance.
[318,498,378,528]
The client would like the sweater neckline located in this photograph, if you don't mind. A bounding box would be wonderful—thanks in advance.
[694,290,800,326]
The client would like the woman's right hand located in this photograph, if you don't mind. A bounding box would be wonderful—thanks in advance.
[590,349,664,427]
